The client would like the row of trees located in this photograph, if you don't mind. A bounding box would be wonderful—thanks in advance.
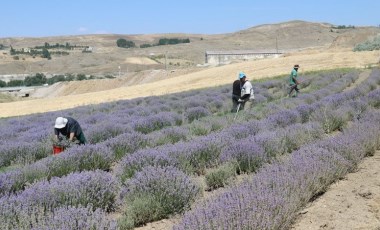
[331,25,355,29]
[34,42,88,50]
[0,73,116,88]
[116,37,190,49]
[140,38,190,48]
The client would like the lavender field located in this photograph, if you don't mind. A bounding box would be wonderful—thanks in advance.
[1,68,380,229]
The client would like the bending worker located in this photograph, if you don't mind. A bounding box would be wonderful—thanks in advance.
[237,72,254,111]
[54,116,87,145]
[288,64,300,97]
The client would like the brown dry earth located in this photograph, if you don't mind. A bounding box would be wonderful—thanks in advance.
[0,48,379,118]
[291,150,380,230]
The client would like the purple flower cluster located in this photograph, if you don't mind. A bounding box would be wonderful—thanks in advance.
[124,165,201,217]
[0,205,117,230]
[0,143,113,195]
[0,170,118,229]
[116,148,177,182]
[133,111,182,134]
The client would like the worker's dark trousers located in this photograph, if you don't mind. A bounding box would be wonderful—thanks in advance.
[77,132,87,145]
[231,94,240,112]
[288,84,299,97]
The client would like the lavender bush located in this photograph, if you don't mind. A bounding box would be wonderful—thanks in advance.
[116,148,177,183]
[220,141,266,173]
[0,170,118,213]
[0,205,117,230]
[103,132,150,160]
[120,165,201,227]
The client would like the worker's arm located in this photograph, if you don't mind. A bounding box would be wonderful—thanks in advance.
[69,132,75,141]
[54,128,60,141]
[239,94,250,101]
[294,75,300,84]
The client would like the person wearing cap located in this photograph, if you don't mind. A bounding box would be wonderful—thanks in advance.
[54,117,87,145]
[236,72,254,111]
[288,64,300,97]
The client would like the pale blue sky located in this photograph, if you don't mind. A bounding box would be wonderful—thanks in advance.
[1,0,379,38]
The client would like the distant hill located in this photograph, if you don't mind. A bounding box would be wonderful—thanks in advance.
[1,20,379,77]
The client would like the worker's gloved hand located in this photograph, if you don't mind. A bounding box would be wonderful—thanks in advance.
[238,99,244,103]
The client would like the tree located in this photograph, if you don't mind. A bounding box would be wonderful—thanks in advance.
[65,73,75,81]
[7,80,24,87]
[76,74,87,81]
[117,38,127,48]
[0,80,6,87]
[47,75,65,85]
[10,46,15,55]
[24,73,47,86]
[42,48,51,59]
[116,38,135,48]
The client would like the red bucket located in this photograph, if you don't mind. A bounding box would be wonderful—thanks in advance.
[53,145,64,155]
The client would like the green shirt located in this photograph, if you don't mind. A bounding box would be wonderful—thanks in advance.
[289,69,298,85]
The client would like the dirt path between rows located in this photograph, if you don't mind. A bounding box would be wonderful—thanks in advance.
[291,150,380,230]
[343,69,371,92]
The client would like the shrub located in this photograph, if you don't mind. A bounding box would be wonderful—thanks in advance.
[151,126,189,146]
[185,106,211,123]
[121,166,201,227]
[133,112,182,134]
[104,132,150,160]
[86,121,126,143]
[205,162,236,190]
[353,35,380,51]
[174,135,225,175]
[368,89,380,108]
[116,148,177,182]
[220,140,265,173]
[311,106,348,133]
[0,205,117,230]
[0,170,118,213]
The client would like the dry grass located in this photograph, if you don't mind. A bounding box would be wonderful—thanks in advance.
[1,48,379,118]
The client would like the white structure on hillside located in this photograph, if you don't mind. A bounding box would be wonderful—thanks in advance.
[205,50,282,65]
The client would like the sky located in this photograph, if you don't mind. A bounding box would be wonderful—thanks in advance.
[1,0,379,38]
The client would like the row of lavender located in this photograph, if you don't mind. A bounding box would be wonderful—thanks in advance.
[0,69,351,169]
[114,69,380,227]
[171,69,380,228]
[1,69,377,229]
[174,106,380,230]
[0,70,357,197]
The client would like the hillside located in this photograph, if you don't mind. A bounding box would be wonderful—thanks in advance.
[1,20,379,76]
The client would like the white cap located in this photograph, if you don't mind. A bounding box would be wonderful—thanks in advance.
[55,117,68,129]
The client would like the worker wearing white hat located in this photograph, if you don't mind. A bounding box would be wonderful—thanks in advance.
[54,117,87,144]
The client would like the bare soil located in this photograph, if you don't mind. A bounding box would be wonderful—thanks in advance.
[291,150,380,230]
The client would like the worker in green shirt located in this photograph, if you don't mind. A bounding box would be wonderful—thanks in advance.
[288,64,300,97]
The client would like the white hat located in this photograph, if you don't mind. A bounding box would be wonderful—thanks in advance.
[55,117,68,129]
